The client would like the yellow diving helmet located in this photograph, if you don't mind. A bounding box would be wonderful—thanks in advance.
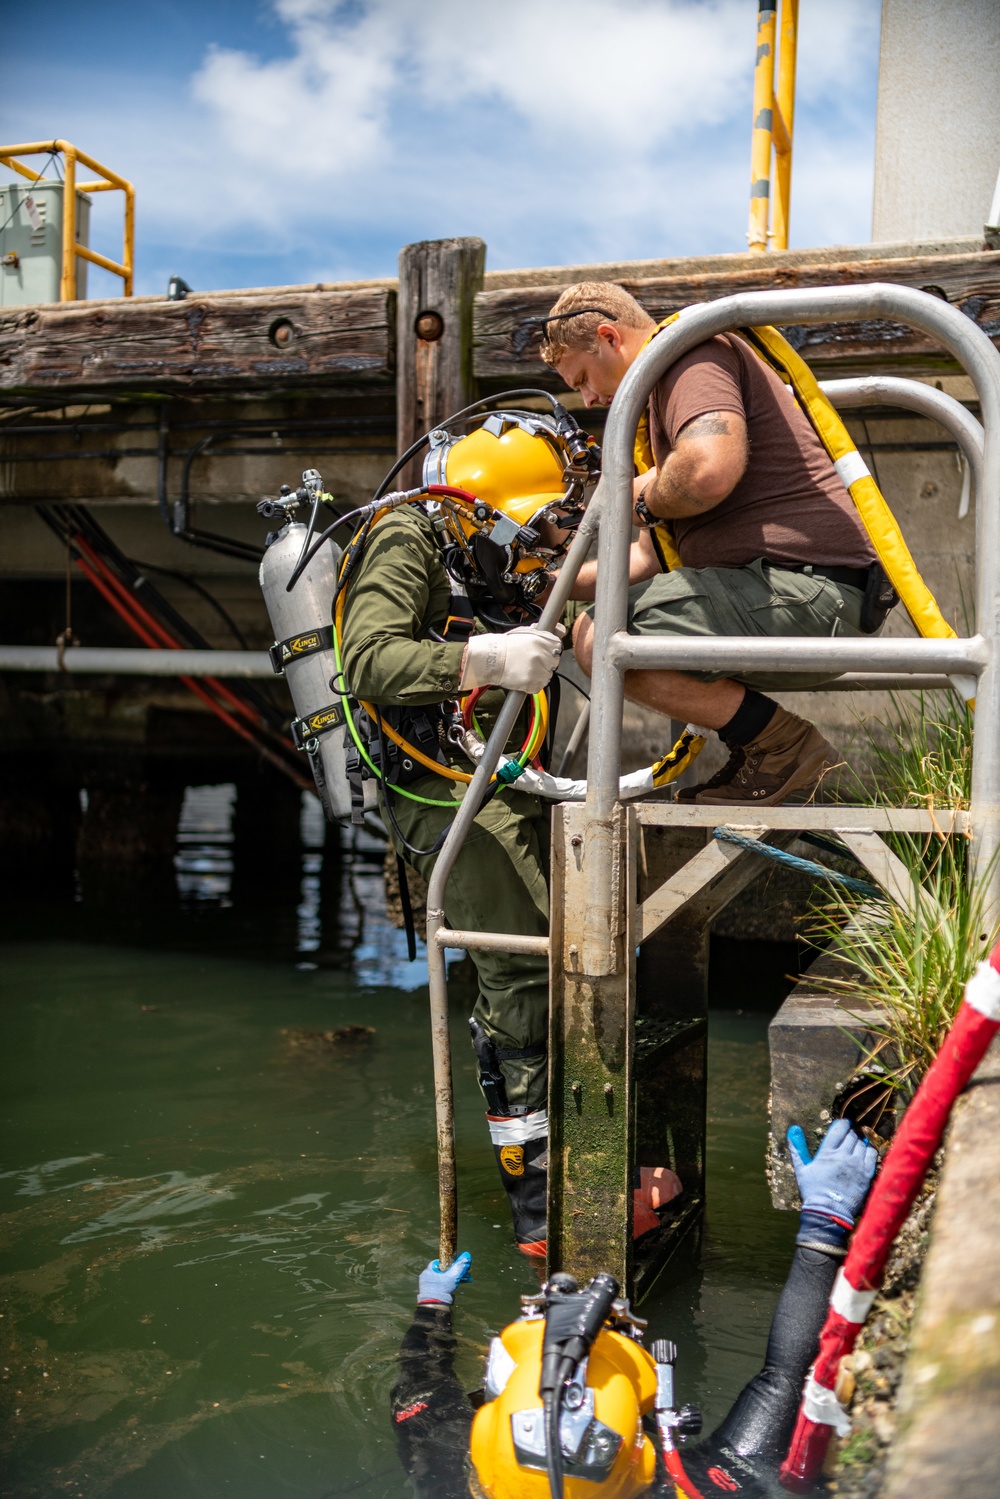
[422,409,594,623]
[469,1305,659,1499]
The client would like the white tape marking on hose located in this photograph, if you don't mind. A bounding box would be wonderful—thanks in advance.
[965,959,1000,1021]
[487,1110,548,1146]
[802,1374,852,1437]
[830,1268,877,1325]
[834,451,871,490]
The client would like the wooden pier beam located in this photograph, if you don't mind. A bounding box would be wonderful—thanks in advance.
[396,237,486,487]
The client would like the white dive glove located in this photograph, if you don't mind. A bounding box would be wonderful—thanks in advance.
[459,625,565,694]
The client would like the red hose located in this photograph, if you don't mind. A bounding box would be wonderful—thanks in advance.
[779,944,1000,1490]
[425,484,478,504]
[72,552,311,791]
[72,534,278,738]
[663,1447,705,1498]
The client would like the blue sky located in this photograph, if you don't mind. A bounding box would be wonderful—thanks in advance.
[2,0,883,298]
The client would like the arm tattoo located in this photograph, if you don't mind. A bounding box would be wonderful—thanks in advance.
[677,411,734,441]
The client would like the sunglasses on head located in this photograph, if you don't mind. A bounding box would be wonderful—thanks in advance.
[536,307,619,345]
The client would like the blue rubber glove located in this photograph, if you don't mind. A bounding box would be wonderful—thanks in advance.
[788,1119,878,1252]
[417,1251,473,1305]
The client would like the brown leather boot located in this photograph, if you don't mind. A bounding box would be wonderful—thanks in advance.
[681,706,836,807]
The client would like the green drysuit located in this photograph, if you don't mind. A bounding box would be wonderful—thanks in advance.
[339,505,549,1111]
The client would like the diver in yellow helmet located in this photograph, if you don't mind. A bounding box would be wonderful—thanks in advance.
[390,1119,878,1498]
[338,395,597,1258]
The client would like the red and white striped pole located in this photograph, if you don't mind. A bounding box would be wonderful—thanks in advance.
[779,941,1000,1491]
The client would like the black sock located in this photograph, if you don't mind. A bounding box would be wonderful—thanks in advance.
[719,690,777,747]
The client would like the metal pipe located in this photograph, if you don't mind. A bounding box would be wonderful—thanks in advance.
[823,376,984,494]
[422,499,602,1266]
[793,673,957,692]
[610,633,987,677]
[588,283,1000,916]
[0,646,274,676]
[75,244,130,279]
[557,697,591,776]
[61,147,76,303]
[434,929,550,957]
[748,3,777,253]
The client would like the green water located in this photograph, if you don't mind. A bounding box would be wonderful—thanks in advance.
[1,790,796,1499]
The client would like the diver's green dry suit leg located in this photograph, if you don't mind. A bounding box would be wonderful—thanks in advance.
[380,775,550,1112]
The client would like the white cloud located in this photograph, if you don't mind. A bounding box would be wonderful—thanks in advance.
[192,0,755,174]
[1,0,883,290]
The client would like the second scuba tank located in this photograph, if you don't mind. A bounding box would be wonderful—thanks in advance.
[259,521,353,824]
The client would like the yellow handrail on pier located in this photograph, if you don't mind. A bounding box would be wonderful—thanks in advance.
[0,139,134,299]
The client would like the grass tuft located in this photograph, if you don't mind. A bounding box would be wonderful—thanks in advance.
[806,696,990,1092]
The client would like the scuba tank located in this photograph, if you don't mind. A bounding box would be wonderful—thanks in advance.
[258,509,352,824]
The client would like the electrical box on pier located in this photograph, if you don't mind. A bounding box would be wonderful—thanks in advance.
[0,180,91,305]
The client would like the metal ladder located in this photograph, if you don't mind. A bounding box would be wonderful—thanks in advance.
[424,283,1000,1296]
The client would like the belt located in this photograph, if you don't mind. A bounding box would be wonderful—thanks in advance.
[765,560,870,593]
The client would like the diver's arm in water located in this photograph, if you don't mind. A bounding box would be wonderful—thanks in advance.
[391,1303,473,1499]
[682,1121,879,1493]
[391,1254,475,1499]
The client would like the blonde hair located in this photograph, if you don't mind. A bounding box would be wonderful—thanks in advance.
[539,281,654,366]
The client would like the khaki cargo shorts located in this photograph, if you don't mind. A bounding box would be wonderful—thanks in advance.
[623,558,868,692]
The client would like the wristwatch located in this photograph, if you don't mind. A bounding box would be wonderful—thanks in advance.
[634,486,657,528]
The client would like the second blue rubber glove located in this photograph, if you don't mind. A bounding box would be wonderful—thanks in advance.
[788,1118,878,1252]
[417,1251,473,1305]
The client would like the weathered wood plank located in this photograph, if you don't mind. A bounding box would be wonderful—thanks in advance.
[474,249,1000,383]
[0,287,397,395]
[396,238,485,486]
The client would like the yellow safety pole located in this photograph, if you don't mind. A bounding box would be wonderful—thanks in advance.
[61,145,77,301]
[748,2,777,253]
[771,0,798,250]
[123,182,135,296]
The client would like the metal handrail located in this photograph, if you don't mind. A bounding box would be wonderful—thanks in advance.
[0,140,135,299]
[422,506,601,1260]
[586,286,1000,876]
[422,282,1000,1260]
[823,376,984,496]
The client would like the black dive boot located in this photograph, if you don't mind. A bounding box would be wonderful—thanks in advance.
[469,1017,548,1258]
[487,1111,548,1259]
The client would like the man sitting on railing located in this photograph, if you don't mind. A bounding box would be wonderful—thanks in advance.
[542,281,892,807]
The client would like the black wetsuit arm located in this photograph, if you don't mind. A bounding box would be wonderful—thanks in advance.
[681,1245,840,1494]
[391,1304,474,1499]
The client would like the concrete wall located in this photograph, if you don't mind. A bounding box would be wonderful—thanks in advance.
[873,0,1000,241]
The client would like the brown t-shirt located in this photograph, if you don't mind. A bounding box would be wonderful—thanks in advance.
[647,333,875,570]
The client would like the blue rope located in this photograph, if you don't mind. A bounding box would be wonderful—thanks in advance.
[713,827,886,899]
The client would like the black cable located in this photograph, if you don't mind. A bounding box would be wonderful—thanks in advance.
[283,503,383,595]
[395,852,418,961]
[545,1390,564,1499]
[557,674,590,703]
[155,415,263,564]
[542,676,560,771]
[370,388,564,505]
[284,387,581,595]
[130,560,249,649]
